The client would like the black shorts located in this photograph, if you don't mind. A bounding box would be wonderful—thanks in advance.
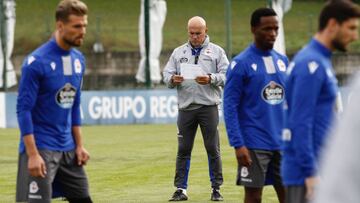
[16,150,90,203]
[236,149,283,188]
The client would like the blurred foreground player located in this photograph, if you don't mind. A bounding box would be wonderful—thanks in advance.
[16,0,92,202]
[281,1,360,203]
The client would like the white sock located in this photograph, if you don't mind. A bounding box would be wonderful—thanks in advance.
[177,188,187,195]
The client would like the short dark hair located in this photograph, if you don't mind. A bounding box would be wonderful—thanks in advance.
[251,8,277,27]
[55,0,88,22]
[319,0,360,31]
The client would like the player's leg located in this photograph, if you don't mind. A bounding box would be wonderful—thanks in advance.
[238,150,271,203]
[169,109,198,201]
[55,151,92,203]
[198,106,223,192]
[270,151,285,203]
[285,186,307,203]
[16,151,61,203]
[244,187,263,203]
[274,185,286,203]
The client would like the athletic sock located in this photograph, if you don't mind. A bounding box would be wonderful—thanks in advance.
[177,188,187,195]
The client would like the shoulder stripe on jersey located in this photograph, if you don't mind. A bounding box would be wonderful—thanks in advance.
[262,56,276,74]
[62,56,72,76]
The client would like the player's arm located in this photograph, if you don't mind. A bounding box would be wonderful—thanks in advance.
[23,134,46,177]
[71,68,90,166]
[288,60,324,197]
[205,48,229,86]
[17,58,46,177]
[223,60,251,166]
[163,50,183,87]
[72,126,90,166]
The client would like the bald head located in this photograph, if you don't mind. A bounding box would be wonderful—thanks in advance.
[188,16,207,28]
[187,16,208,47]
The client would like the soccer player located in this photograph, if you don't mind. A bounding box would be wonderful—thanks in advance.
[16,0,92,202]
[223,8,288,203]
[163,16,228,201]
[313,72,360,203]
[281,1,360,203]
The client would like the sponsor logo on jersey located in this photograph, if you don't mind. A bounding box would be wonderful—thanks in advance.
[180,57,188,63]
[55,83,77,109]
[29,194,42,199]
[241,178,253,182]
[261,81,284,105]
[277,59,286,72]
[29,181,39,193]
[74,59,82,74]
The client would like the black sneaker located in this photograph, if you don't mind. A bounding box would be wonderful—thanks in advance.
[169,189,188,201]
[211,189,223,201]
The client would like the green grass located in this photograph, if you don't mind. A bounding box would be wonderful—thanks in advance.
[0,124,280,202]
[14,0,360,55]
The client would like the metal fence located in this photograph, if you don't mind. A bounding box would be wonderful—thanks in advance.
[5,0,360,90]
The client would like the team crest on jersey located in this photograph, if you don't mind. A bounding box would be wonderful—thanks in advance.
[55,83,76,109]
[277,59,286,72]
[29,181,39,193]
[74,59,82,74]
[205,48,212,55]
[180,57,188,63]
[241,167,249,177]
[261,81,284,105]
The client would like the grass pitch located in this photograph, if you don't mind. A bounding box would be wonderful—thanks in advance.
[0,124,279,202]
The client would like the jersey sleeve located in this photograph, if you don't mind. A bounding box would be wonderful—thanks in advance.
[210,47,229,87]
[71,86,81,126]
[163,50,178,88]
[16,58,43,137]
[71,55,85,126]
[288,59,325,177]
[223,60,246,148]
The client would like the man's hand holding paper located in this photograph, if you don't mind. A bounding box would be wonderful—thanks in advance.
[180,63,209,84]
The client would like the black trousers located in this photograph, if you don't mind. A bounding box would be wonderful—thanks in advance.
[174,105,223,189]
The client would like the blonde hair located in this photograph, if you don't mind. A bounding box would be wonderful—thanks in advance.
[55,0,88,22]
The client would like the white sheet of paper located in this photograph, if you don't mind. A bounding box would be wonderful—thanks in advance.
[180,63,206,79]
